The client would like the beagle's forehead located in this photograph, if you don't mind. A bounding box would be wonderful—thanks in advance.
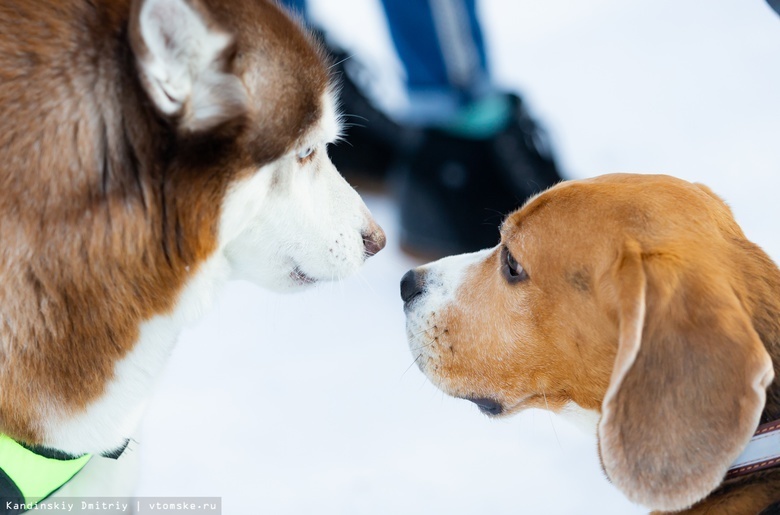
[500,182,574,242]
[496,177,667,294]
[501,174,740,260]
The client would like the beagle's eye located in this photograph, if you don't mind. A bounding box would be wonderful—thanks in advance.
[296,146,315,162]
[501,245,528,283]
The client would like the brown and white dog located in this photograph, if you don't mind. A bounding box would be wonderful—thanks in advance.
[0,0,383,490]
[401,174,780,513]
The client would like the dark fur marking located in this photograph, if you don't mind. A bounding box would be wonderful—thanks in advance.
[567,269,591,293]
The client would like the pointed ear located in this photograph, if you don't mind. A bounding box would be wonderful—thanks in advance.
[129,0,248,132]
[598,239,774,511]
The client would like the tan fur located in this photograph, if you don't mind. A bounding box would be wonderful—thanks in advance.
[0,0,328,444]
[410,174,780,513]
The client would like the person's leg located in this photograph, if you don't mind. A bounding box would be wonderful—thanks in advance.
[275,0,408,190]
[380,0,493,127]
[379,0,563,256]
[278,0,307,17]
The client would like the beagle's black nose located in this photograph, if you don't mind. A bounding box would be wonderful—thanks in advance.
[400,269,425,304]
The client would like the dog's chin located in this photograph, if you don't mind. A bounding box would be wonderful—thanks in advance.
[459,392,540,419]
[460,396,506,417]
[248,247,367,293]
[250,266,319,294]
[415,363,518,419]
[289,266,318,288]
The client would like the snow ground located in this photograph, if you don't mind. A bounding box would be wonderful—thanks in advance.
[136,1,780,513]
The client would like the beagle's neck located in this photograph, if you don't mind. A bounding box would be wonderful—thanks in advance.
[764,380,780,424]
[744,245,780,424]
[720,245,780,489]
[757,309,780,425]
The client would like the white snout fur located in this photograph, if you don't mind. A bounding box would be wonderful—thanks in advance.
[404,248,494,366]
[221,92,375,292]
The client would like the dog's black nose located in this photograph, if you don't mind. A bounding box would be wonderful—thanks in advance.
[400,269,425,304]
[466,397,504,416]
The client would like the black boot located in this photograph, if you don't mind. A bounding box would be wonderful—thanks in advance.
[396,94,563,258]
[318,33,411,190]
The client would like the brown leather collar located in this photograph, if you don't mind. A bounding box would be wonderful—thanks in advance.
[726,420,780,479]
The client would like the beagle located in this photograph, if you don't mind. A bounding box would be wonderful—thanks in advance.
[0,0,384,506]
[401,174,780,513]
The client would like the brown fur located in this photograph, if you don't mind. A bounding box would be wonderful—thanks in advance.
[0,0,328,444]
[415,174,780,512]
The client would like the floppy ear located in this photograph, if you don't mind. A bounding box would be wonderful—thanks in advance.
[129,0,248,132]
[598,239,774,511]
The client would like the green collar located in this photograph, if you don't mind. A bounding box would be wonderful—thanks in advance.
[0,434,91,510]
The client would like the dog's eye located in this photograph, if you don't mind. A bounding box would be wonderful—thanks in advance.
[501,245,528,283]
[296,146,315,162]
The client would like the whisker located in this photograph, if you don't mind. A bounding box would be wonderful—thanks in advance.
[541,390,561,448]
[329,53,354,70]
[354,268,378,296]
[408,324,442,337]
[418,375,430,391]
[401,353,422,378]
[412,337,442,350]
[341,113,369,122]
[341,122,367,129]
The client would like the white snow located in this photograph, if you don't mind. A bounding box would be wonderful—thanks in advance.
[135,1,780,513]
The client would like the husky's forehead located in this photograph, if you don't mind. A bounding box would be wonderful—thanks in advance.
[297,89,342,148]
[216,0,331,164]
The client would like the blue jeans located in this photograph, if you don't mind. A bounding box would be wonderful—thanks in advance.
[280,0,493,125]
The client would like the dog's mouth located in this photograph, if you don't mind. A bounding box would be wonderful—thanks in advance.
[462,393,547,418]
[290,266,317,286]
[464,397,504,416]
